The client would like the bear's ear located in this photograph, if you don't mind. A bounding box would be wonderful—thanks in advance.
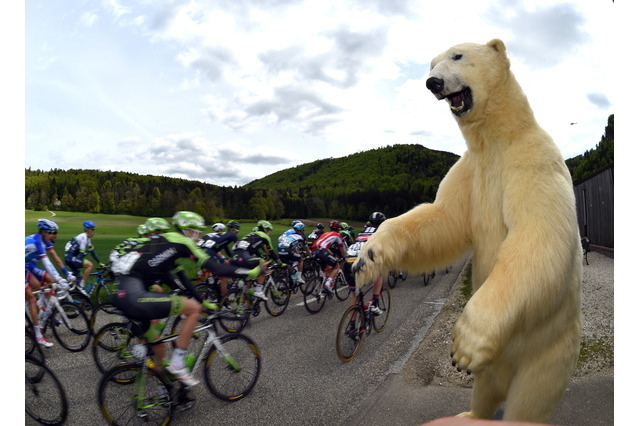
[487,39,506,55]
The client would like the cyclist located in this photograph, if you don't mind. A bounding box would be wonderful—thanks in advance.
[197,220,242,302]
[307,223,325,248]
[231,220,281,301]
[339,222,354,247]
[109,211,268,387]
[25,219,70,347]
[277,222,312,285]
[137,224,151,237]
[211,222,226,233]
[64,220,104,297]
[348,212,387,316]
[145,217,171,235]
[311,220,347,294]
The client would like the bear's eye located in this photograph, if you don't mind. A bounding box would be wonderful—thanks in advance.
[453,54,463,61]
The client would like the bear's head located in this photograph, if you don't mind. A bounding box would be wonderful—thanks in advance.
[426,39,511,121]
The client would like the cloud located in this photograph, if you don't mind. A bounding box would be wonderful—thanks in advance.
[586,93,611,110]
[486,1,591,69]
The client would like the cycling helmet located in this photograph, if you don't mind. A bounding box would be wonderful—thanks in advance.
[292,220,302,227]
[293,222,305,232]
[145,217,170,233]
[329,220,341,231]
[257,220,273,232]
[172,211,206,231]
[211,222,226,232]
[137,224,149,236]
[38,218,58,233]
[226,220,241,231]
[368,212,386,227]
[316,223,324,229]
[83,220,96,230]
[340,222,349,231]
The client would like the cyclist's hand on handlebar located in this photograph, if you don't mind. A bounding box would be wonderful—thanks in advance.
[261,261,273,275]
[66,272,76,282]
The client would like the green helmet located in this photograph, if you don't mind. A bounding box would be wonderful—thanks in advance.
[340,222,349,231]
[137,224,149,236]
[172,211,206,231]
[145,217,170,233]
[257,220,273,232]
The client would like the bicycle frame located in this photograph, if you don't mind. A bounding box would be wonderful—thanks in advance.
[28,285,74,330]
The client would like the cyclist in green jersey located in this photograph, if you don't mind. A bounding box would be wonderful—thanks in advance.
[110,211,267,387]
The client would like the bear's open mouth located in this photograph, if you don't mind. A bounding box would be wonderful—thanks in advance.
[446,87,473,116]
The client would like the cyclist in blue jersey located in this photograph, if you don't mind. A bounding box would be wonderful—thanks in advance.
[197,220,241,302]
[64,220,103,297]
[277,222,312,284]
[25,219,71,347]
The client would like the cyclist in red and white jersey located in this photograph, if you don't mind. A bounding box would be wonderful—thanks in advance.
[311,220,347,294]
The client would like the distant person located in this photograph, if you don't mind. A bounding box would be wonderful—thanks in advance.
[64,220,103,297]
[311,220,347,294]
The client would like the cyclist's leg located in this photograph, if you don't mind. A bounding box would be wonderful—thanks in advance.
[82,259,94,283]
[25,279,40,330]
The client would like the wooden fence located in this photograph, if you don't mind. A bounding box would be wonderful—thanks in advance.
[573,163,614,249]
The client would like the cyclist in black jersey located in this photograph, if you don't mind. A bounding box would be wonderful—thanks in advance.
[197,220,241,302]
[109,211,267,387]
[231,220,281,301]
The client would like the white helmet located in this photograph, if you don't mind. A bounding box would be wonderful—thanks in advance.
[212,222,226,232]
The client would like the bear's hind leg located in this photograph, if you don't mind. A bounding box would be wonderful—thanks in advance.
[463,367,509,419]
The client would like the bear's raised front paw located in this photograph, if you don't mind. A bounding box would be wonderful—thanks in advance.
[450,311,498,373]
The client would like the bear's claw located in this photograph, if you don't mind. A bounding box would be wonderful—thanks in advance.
[367,248,375,261]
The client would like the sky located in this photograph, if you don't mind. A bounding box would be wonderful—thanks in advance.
[23,0,616,187]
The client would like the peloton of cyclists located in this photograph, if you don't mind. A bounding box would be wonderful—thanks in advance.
[307,223,325,248]
[230,220,282,301]
[64,220,104,298]
[311,220,347,295]
[197,220,242,303]
[109,211,269,388]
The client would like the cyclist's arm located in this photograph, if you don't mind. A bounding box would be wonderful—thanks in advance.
[39,253,63,282]
[46,246,72,278]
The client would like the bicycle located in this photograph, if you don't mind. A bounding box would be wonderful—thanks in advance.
[26,282,91,352]
[25,353,69,425]
[336,282,391,362]
[84,264,117,304]
[218,265,288,333]
[302,260,350,314]
[97,303,261,425]
[387,270,408,289]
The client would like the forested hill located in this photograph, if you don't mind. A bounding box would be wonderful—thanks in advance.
[25,114,613,222]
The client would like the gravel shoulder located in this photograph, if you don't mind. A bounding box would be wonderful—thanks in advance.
[403,250,614,388]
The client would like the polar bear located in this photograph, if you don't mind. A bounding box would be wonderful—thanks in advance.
[353,39,582,423]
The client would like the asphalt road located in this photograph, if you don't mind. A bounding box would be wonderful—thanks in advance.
[26,257,468,426]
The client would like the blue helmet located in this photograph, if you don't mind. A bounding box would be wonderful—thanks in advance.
[38,218,58,233]
[293,222,305,231]
[84,220,96,230]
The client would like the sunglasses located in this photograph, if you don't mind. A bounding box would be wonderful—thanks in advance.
[87,228,95,231]
[48,231,57,235]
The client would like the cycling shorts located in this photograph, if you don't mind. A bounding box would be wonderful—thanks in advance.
[65,255,90,276]
[25,263,47,288]
[112,275,184,339]
[278,248,301,264]
[231,250,263,269]
[314,248,338,268]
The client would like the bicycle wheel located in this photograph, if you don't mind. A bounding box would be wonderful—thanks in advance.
[25,331,46,383]
[98,363,173,426]
[387,271,398,289]
[373,287,391,332]
[49,301,91,352]
[203,333,261,401]
[301,260,320,287]
[93,322,137,374]
[96,280,116,305]
[264,276,290,316]
[333,271,350,301]
[302,276,327,314]
[25,354,68,426]
[336,304,365,362]
[219,290,250,333]
[91,302,125,335]
[67,289,94,315]
[195,282,220,304]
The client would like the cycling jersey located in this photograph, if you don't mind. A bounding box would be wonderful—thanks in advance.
[277,232,306,263]
[197,231,238,260]
[311,231,344,252]
[25,233,62,287]
[65,232,101,274]
[232,231,279,261]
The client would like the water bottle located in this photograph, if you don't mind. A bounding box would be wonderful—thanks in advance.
[185,354,196,371]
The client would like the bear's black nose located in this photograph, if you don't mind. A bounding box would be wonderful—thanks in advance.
[426,77,444,94]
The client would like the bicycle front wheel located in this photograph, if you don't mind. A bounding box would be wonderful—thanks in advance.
[336,305,365,362]
[333,271,350,301]
[90,302,125,336]
[219,290,250,333]
[203,333,261,401]
[50,301,91,352]
[264,276,290,316]
[93,322,136,374]
[302,276,327,314]
[25,354,68,426]
[373,287,391,332]
[98,363,173,426]
[96,280,116,305]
